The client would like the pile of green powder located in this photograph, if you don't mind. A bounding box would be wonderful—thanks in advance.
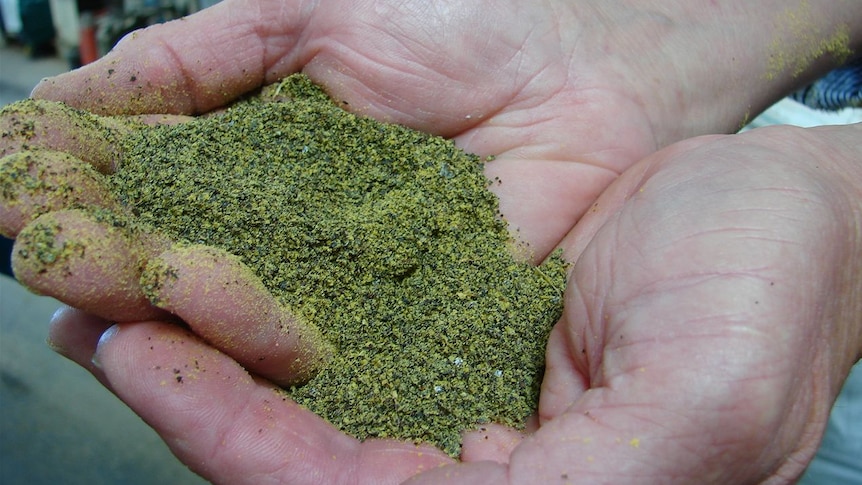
[110,74,567,456]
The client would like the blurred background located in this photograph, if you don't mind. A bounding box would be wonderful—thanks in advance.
[0,2,860,484]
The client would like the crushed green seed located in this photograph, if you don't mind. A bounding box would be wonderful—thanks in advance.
[108,74,567,457]
[14,217,79,267]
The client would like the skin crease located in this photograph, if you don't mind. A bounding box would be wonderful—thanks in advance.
[0,0,860,483]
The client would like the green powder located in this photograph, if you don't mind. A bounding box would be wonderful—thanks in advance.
[106,74,567,456]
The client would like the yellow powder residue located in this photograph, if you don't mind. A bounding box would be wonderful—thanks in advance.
[765,0,853,80]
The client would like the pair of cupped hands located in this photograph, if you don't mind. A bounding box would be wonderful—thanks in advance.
[2,1,861,483]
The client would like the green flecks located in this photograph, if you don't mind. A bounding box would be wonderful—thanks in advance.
[14,217,82,269]
[108,73,568,457]
[139,255,179,307]
[0,151,44,202]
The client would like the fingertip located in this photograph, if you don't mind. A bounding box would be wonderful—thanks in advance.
[142,244,333,386]
[47,305,115,385]
[32,10,259,115]
[31,0,320,117]
[46,305,76,356]
[0,99,123,173]
[93,323,120,369]
[12,209,167,322]
[33,43,197,116]
[0,149,119,237]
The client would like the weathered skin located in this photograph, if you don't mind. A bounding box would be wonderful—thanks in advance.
[2,0,861,483]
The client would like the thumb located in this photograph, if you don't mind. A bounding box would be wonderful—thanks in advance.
[32,0,316,114]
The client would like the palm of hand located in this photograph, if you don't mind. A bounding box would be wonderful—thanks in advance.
[508,129,862,484]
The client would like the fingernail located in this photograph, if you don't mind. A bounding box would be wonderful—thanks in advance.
[46,306,71,355]
[92,324,119,369]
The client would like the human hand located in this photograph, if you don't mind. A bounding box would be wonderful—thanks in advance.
[5,0,862,482]
[409,123,862,482]
[45,123,862,483]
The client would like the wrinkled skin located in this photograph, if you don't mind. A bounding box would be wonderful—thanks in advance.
[2,0,861,483]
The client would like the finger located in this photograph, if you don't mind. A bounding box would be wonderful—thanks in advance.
[460,423,525,464]
[141,244,334,386]
[32,0,315,115]
[95,321,452,484]
[0,149,120,237]
[0,99,124,172]
[47,306,114,387]
[12,208,170,322]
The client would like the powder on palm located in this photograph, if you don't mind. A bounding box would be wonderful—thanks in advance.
[36,74,569,456]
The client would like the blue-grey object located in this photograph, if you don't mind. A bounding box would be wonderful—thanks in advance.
[792,60,861,110]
